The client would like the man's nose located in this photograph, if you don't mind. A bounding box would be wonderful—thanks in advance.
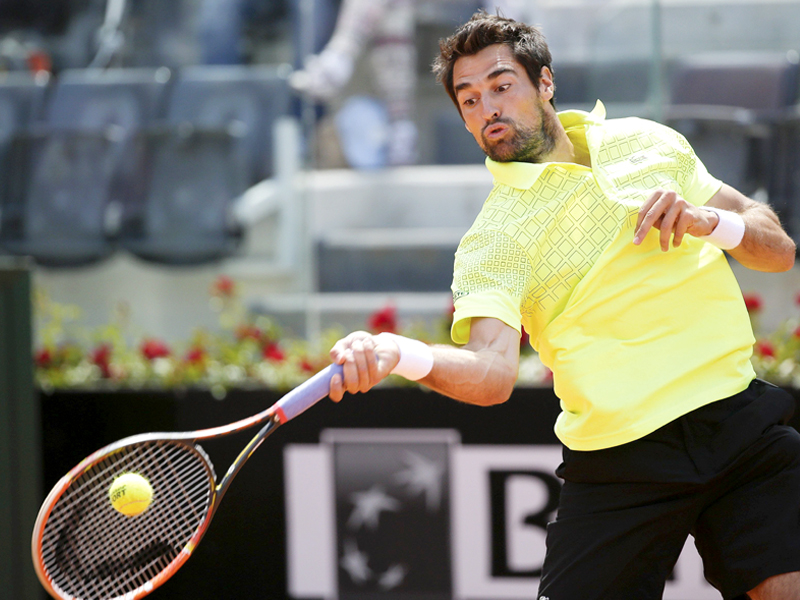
[482,98,500,121]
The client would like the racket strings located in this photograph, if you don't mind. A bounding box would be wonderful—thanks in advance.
[47,446,202,581]
[39,440,215,600]
[43,442,210,599]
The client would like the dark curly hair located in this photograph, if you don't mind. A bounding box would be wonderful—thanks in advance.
[432,11,554,115]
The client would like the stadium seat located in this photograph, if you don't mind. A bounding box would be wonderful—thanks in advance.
[0,72,50,257]
[44,67,172,130]
[0,68,173,267]
[113,65,291,265]
[0,129,122,267]
[664,52,800,198]
[117,125,247,265]
[163,64,292,183]
[0,71,48,157]
[46,67,174,205]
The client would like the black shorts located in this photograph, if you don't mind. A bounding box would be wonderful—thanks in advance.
[538,379,800,600]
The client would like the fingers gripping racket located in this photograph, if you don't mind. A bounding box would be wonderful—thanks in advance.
[32,363,342,600]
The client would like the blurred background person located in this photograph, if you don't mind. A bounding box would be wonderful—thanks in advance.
[289,0,535,167]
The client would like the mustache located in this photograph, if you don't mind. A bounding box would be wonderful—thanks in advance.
[482,117,515,136]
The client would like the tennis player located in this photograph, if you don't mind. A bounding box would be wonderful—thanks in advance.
[329,11,800,600]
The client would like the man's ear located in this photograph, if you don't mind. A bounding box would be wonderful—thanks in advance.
[539,66,555,101]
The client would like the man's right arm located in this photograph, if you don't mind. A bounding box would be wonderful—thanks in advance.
[420,317,521,405]
[328,317,521,406]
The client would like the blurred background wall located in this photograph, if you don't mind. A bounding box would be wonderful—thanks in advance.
[5,2,800,599]
[0,0,798,341]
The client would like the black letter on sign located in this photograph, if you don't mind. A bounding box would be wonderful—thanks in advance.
[489,470,561,578]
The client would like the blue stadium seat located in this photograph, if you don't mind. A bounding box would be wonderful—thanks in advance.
[0,68,172,267]
[164,64,291,183]
[0,71,48,152]
[117,125,247,265]
[0,129,122,267]
[114,65,290,265]
[0,73,49,259]
[44,67,172,131]
[47,68,175,209]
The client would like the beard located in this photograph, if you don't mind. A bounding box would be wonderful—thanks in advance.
[480,102,558,164]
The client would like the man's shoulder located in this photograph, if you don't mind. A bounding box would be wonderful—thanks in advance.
[456,222,523,257]
[595,114,690,156]
[601,114,673,136]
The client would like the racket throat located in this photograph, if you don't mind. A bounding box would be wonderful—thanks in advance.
[215,416,281,508]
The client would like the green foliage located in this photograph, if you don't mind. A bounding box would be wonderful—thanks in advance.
[32,277,554,393]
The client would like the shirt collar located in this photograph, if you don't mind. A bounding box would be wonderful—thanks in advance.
[485,100,606,190]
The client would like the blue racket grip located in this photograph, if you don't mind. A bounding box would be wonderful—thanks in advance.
[274,363,343,422]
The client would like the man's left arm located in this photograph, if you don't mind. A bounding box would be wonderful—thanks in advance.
[634,184,796,272]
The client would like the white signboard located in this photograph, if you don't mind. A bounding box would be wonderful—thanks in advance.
[285,429,719,600]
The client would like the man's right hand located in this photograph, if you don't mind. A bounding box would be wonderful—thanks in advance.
[328,331,400,401]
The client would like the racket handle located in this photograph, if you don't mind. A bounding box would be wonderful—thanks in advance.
[274,363,343,422]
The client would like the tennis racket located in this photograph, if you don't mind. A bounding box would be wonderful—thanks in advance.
[32,362,343,600]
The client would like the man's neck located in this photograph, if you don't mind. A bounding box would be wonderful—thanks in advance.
[540,109,591,167]
[544,130,591,167]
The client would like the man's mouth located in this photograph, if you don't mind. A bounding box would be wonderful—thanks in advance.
[484,123,510,140]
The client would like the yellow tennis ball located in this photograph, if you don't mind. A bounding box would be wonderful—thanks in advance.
[109,472,153,517]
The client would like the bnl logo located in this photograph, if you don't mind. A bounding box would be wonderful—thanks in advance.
[450,444,564,598]
[285,430,717,600]
[489,470,561,579]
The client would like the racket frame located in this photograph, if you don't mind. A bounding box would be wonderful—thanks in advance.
[32,363,341,600]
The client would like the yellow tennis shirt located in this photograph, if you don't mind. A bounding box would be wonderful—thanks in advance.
[451,101,756,451]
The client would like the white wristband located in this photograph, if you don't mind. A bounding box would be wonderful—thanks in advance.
[375,333,434,381]
[698,206,745,250]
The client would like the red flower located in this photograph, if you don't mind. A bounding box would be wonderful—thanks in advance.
[185,347,206,364]
[27,49,51,74]
[743,293,763,313]
[520,325,530,348]
[141,339,170,360]
[755,340,776,358]
[300,358,317,373]
[795,292,800,307]
[263,342,285,362]
[236,325,263,342]
[211,275,236,298]
[368,304,397,334]
[35,348,53,368]
[91,344,112,378]
[794,326,800,339]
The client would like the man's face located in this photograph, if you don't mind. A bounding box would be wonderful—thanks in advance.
[453,44,557,163]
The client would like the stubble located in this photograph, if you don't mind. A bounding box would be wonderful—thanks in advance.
[480,102,558,164]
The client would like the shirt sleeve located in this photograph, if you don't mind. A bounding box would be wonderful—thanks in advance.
[450,229,531,344]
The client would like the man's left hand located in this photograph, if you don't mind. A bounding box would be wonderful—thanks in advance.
[633,188,719,251]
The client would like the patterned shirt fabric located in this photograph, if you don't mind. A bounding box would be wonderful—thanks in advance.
[451,101,756,451]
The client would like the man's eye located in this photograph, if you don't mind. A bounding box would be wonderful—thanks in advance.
[462,98,477,107]
[497,84,511,92]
